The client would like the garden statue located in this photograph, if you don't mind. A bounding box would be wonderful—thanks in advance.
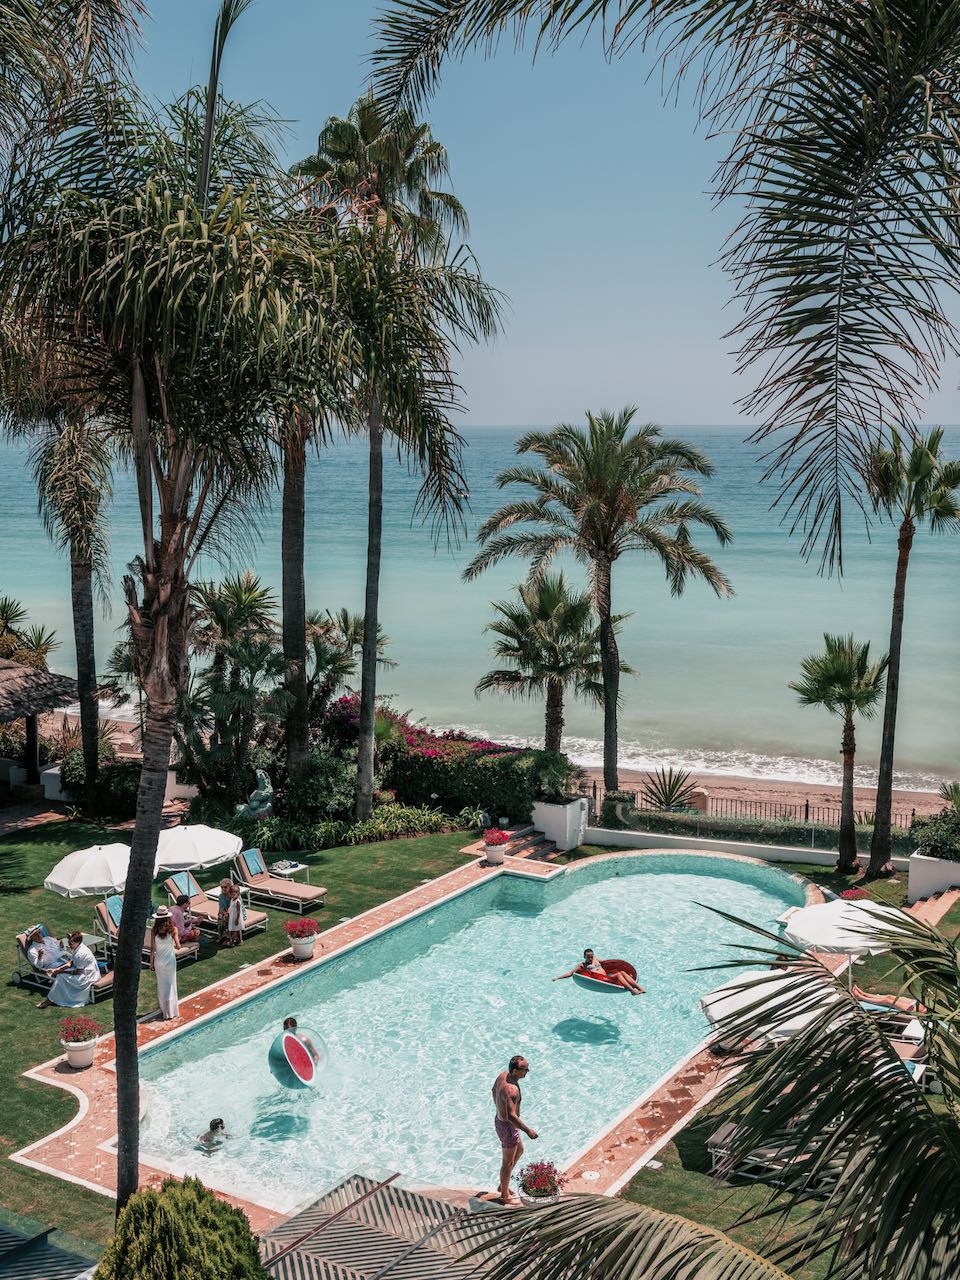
[235,769,273,819]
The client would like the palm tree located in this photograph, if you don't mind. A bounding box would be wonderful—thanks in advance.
[374,4,960,575]
[476,572,626,753]
[294,94,499,820]
[29,419,112,784]
[304,608,394,729]
[465,409,732,790]
[864,429,960,877]
[790,634,887,873]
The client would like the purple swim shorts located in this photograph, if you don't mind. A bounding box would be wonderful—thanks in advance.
[495,1117,522,1149]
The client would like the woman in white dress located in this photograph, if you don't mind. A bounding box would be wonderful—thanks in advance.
[150,906,181,1020]
[37,931,101,1008]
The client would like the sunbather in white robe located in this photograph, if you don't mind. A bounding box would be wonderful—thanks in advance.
[47,942,101,1007]
[27,933,68,972]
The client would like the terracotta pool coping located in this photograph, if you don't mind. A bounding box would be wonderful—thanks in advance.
[11,846,871,1228]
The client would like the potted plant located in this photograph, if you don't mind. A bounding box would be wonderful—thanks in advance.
[60,1014,102,1070]
[516,1159,566,1207]
[482,827,511,865]
[284,918,320,961]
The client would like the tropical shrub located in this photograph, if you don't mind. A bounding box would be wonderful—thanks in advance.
[60,746,140,819]
[386,726,574,822]
[94,1176,268,1280]
[939,781,960,814]
[275,749,356,823]
[599,789,636,828]
[196,804,467,854]
[639,766,698,811]
[0,721,56,765]
[913,808,960,862]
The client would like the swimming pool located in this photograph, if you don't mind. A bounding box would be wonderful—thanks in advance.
[139,854,805,1211]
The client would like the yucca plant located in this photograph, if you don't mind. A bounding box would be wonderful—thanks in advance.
[939,782,960,815]
[639,766,698,812]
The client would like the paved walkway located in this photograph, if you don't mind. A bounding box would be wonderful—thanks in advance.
[0,802,68,839]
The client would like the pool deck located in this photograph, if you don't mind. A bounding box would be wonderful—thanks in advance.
[12,847,952,1233]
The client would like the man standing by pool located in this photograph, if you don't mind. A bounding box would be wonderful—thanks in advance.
[487,1054,537,1205]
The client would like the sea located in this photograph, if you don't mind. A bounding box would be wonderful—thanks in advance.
[0,426,957,792]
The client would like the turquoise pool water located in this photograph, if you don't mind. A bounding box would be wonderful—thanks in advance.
[139,855,804,1210]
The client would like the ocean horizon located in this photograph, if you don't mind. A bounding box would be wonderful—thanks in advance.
[1,426,957,793]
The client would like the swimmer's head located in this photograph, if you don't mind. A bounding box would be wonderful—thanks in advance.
[209,1118,224,1132]
[283,1016,298,1030]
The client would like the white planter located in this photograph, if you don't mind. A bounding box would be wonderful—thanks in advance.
[164,770,199,803]
[908,851,960,904]
[532,798,589,852]
[517,1189,561,1207]
[483,844,506,866]
[61,1037,98,1070]
[289,934,317,961]
[41,765,68,803]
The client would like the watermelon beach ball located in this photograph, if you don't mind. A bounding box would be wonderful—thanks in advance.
[268,1029,327,1089]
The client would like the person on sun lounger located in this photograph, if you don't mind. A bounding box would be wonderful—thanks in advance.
[554,948,645,995]
[25,925,68,972]
[852,982,925,1014]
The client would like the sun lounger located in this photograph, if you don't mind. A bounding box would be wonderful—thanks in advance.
[707,1121,830,1191]
[162,872,268,937]
[233,848,327,915]
[13,927,113,1003]
[94,895,199,968]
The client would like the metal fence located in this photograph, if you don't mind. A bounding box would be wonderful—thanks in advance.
[580,782,916,831]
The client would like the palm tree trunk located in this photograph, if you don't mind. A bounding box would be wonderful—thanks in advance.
[544,676,564,753]
[868,518,914,878]
[594,557,620,791]
[356,392,384,822]
[70,549,99,785]
[282,426,309,777]
[113,698,174,1211]
[837,712,858,874]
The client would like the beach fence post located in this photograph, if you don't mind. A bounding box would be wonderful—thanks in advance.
[804,799,810,824]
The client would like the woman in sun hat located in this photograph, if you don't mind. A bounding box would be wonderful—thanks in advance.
[150,906,181,1020]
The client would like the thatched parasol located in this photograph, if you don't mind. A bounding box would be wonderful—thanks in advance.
[0,658,78,783]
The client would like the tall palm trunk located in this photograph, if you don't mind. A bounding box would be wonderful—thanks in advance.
[868,518,914,878]
[356,392,383,822]
[544,676,564,753]
[112,698,175,1211]
[70,547,99,784]
[837,711,858,874]
[593,557,620,791]
[282,424,309,776]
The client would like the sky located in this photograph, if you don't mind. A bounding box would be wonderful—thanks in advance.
[131,1,960,428]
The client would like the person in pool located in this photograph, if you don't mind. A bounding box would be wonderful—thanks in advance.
[283,1016,320,1064]
[197,1117,228,1154]
[554,948,645,995]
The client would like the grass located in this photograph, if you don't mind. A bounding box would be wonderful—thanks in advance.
[0,819,473,1253]
[624,1117,830,1279]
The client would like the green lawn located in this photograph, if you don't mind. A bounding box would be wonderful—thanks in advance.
[0,820,473,1253]
[624,1117,830,1280]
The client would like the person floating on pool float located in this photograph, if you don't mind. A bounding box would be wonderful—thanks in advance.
[554,948,645,995]
[197,1117,228,1154]
[283,1015,320,1064]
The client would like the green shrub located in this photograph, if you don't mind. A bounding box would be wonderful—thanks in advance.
[0,721,56,766]
[60,745,140,819]
[94,1175,268,1280]
[275,749,356,823]
[599,789,636,828]
[205,803,467,854]
[387,740,575,823]
[913,808,960,862]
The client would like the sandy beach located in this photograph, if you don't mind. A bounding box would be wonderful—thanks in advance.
[582,766,944,820]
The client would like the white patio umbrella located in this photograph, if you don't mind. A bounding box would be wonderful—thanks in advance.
[781,899,908,987]
[44,843,132,897]
[153,824,242,874]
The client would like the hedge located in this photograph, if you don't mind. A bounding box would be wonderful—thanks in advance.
[610,804,917,858]
[386,738,574,823]
[912,808,960,862]
[188,797,472,854]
